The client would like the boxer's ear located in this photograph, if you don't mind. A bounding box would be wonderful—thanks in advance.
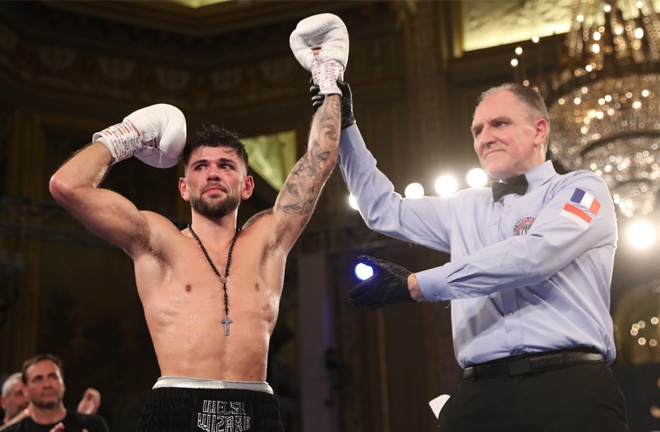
[241,175,254,200]
[179,177,190,201]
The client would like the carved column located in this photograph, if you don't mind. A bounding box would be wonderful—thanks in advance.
[0,110,47,372]
[297,253,339,432]
[398,0,464,400]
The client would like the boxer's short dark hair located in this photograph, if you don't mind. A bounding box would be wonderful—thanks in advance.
[182,124,249,169]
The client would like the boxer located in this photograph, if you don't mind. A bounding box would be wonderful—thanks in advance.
[50,13,349,432]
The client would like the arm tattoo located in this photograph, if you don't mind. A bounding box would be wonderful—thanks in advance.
[276,97,340,218]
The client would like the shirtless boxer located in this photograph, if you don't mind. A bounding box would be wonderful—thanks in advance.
[49,13,348,432]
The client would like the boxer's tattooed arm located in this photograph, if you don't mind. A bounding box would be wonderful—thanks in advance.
[275,96,340,231]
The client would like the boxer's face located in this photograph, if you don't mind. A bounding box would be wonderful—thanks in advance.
[179,145,254,218]
[25,360,65,409]
[471,90,547,180]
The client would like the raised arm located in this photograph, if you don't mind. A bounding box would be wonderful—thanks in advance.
[248,13,348,252]
[270,94,341,250]
[49,104,186,257]
[49,142,146,255]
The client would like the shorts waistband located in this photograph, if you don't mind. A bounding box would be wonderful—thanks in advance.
[463,349,604,380]
[153,376,273,394]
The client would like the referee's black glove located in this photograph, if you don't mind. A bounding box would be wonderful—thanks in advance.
[348,255,415,309]
[309,79,356,130]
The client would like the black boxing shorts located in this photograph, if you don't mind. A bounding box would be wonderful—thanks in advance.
[137,377,283,432]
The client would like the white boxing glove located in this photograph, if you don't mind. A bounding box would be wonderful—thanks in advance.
[92,104,186,169]
[290,13,349,95]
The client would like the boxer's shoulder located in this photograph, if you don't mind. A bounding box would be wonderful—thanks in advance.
[128,211,186,259]
[243,208,274,230]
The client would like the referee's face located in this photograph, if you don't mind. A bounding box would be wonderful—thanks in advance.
[472,90,547,181]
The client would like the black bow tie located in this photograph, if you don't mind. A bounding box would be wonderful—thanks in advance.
[492,174,528,201]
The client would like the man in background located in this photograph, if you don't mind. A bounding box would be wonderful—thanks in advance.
[1,373,28,426]
[1,375,101,431]
[2,354,109,432]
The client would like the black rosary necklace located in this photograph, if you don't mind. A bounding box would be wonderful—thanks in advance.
[188,224,241,336]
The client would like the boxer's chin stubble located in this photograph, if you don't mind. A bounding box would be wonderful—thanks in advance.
[191,194,240,218]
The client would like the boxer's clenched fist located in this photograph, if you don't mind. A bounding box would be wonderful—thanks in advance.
[290,13,349,95]
[92,103,186,168]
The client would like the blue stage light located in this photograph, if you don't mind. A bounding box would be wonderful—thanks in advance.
[354,262,374,281]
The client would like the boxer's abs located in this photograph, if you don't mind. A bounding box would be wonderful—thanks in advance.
[149,317,272,381]
[143,288,277,382]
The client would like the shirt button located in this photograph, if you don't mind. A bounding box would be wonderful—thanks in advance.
[507,312,513,316]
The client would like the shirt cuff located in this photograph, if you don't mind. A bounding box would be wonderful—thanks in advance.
[416,267,450,302]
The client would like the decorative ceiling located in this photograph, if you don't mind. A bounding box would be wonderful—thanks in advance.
[172,0,231,8]
[461,0,573,51]
[461,0,660,52]
[42,0,359,37]
[37,0,660,53]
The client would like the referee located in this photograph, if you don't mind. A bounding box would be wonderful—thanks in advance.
[333,81,629,432]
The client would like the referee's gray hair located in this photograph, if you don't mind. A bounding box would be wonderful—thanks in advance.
[1,372,22,398]
[477,83,551,149]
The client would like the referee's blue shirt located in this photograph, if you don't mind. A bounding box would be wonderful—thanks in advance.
[339,125,617,367]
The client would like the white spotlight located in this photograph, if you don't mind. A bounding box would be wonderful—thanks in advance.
[466,168,489,188]
[627,220,656,250]
[405,183,425,199]
[355,263,374,281]
[434,175,458,197]
[348,194,359,210]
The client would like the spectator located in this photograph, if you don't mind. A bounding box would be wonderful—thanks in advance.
[1,373,28,425]
[2,354,109,432]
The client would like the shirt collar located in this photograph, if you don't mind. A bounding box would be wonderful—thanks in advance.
[524,160,556,192]
[491,160,556,202]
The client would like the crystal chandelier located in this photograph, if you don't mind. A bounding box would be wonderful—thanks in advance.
[540,0,660,217]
